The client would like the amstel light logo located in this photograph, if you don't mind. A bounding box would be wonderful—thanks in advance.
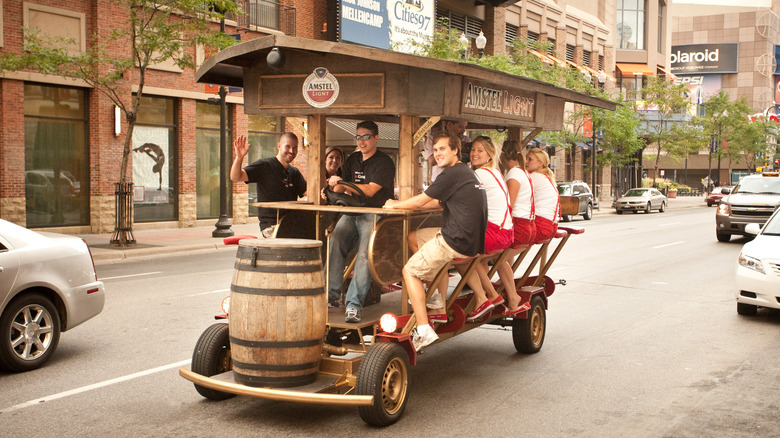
[302,67,339,108]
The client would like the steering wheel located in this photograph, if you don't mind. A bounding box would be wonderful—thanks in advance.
[324,180,367,207]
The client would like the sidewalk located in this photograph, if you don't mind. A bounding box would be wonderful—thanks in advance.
[82,195,708,264]
[80,222,262,264]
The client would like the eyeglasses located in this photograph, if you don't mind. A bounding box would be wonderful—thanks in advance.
[355,134,374,141]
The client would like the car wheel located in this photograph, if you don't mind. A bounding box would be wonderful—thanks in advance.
[716,230,731,242]
[191,323,235,400]
[583,203,593,220]
[561,214,571,222]
[616,210,624,215]
[512,295,546,354]
[0,293,61,372]
[357,342,410,426]
[659,202,666,213]
[737,302,758,316]
[644,203,651,214]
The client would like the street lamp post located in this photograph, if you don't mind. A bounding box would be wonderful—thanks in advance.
[592,116,598,208]
[212,14,233,238]
[476,31,487,58]
[459,33,469,59]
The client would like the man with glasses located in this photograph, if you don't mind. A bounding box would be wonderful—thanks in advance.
[325,120,395,322]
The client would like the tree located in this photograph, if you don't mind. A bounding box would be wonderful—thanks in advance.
[730,116,774,171]
[639,75,691,187]
[590,98,645,193]
[1,0,242,245]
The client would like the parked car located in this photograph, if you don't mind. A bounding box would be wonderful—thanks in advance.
[715,172,780,242]
[0,219,105,371]
[614,188,667,214]
[557,181,596,221]
[705,186,732,207]
[735,208,780,315]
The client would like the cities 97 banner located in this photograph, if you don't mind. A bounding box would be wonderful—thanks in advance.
[340,0,434,53]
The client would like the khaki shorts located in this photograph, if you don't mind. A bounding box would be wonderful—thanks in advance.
[405,228,466,282]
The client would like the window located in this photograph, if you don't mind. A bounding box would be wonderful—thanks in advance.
[196,101,232,219]
[132,96,177,222]
[617,0,645,50]
[246,115,282,215]
[506,23,518,46]
[566,44,575,62]
[24,83,89,227]
[23,3,86,54]
[437,7,484,40]
[658,0,664,54]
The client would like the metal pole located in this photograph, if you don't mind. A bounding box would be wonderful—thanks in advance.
[213,17,233,238]
[592,119,597,207]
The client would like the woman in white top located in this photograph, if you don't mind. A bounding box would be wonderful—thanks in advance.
[457,136,514,321]
[495,140,537,315]
[526,147,560,243]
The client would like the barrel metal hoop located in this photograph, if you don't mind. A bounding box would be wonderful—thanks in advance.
[236,245,321,262]
[233,263,322,273]
[229,337,322,348]
[230,284,324,296]
[231,359,319,371]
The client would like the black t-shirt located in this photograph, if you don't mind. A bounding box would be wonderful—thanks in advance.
[342,150,395,208]
[244,157,307,230]
[424,162,486,256]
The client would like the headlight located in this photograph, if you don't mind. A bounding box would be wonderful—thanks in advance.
[717,203,730,215]
[738,252,765,274]
[378,313,398,333]
[221,296,231,314]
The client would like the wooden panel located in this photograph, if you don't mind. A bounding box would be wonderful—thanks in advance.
[259,73,385,109]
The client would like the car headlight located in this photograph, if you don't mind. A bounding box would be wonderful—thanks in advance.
[738,252,765,274]
[717,203,730,215]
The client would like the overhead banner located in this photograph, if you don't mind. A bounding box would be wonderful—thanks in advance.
[670,43,739,75]
[339,0,434,53]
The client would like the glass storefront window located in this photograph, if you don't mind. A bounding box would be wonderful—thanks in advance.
[132,96,177,222]
[247,115,281,215]
[24,84,89,227]
[617,0,645,50]
[195,102,231,218]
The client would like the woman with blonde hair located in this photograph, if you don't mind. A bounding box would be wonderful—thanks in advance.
[526,147,560,244]
[494,139,536,315]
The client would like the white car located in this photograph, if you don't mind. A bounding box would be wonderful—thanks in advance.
[735,208,780,315]
[614,188,667,214]
[0,219,105,371]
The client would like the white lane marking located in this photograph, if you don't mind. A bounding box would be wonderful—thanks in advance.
[653,241,685,249]
[188,288,230,297]
[101,271,163,281]
[652,282,668,285]
[658,222,681,227]
[0,359,190,414]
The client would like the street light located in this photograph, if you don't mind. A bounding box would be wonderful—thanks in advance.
[212,9,233,238]
[597,71,607,89]
[459,33,469,59]
[475,31,487,58]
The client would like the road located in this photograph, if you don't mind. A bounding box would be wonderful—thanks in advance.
[2,206,779,437]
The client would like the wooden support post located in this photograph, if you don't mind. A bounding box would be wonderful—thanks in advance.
[307,114,326,205]
[398,115,419,200]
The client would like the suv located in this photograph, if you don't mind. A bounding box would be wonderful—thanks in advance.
[715,172,780,242]
[557,181,596,221]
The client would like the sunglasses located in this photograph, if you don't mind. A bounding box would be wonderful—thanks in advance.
[354,134,374,141]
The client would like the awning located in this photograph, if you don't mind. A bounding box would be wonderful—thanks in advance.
[566,60,616,83]
[528,49,567,68]
[657,66,677,81]
[616,63,654,76]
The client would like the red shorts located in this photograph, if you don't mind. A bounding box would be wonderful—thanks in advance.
[484,222,513,254]
[533,216,558,244]
[511,217,536,248]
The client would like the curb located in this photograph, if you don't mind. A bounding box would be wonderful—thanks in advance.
[92,242,235,264]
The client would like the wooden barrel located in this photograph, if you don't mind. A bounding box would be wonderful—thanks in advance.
[229,238,326,388]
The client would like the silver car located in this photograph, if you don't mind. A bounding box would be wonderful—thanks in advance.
[0,219,105,371]
[614,188,667,214]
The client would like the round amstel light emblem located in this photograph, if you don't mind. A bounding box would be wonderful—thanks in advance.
[303,67,339,108]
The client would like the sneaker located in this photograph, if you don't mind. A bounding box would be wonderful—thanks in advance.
[328,300,340,309]
[345,308,361,323]
[427,313,448,324]
[466,300,495,321]
[490,295,506,307]
[412,326,439,352]
[426,293,444,310]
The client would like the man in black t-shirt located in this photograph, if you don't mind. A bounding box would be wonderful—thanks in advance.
[325,121,395,323]
[384,133,487,351]
[230,132,307,237]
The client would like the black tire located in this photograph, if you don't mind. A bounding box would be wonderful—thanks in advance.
[191,323,235,400]
[512,295,546,354]
[644,203,651,214]
[356,342,410,427]
[561,214,571,222]
[737,302,758,316]
[716,231,731,242]
[659,202,666,213]
[616,210,624,215]
[0,293,61,372]
[583,203,593,220]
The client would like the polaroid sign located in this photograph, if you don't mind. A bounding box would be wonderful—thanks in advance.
[340,0,434,53]
[670,43,738,75]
